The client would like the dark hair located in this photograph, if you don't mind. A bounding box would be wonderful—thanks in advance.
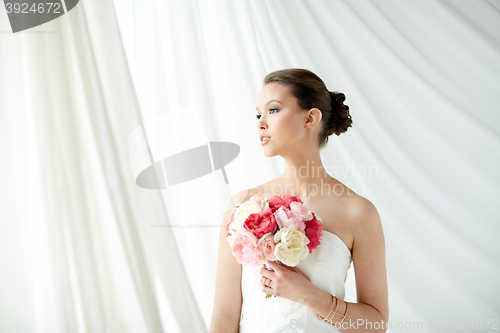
[263,68,352,149]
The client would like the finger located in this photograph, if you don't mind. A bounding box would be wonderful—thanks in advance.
[261,276,272,287]
[262,285,273,294]
[264,260,281,271]
[285,265,298,271]
[262,261,275,272]
[260,265,275,278]
[261,279,274,294]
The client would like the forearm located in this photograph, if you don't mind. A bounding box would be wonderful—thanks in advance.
[303,288,387,333]
[209,313,240,333]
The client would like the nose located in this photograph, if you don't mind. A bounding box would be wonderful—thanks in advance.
[257,117,267,130]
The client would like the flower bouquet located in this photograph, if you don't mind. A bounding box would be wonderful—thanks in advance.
[226,193,324,298]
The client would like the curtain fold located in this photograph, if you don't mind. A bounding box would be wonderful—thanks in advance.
[1,0,205,332]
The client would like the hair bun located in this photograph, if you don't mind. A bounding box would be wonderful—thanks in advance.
[328,91,353,136]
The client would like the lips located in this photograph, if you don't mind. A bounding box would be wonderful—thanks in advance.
[260,135,271,141]
[260,135,271,145]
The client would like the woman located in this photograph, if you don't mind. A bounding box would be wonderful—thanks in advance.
[210,68,388,332]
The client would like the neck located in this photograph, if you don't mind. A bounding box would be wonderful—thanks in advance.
[278,151,331,199]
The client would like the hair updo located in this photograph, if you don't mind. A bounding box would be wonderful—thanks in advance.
[263,68,353,149]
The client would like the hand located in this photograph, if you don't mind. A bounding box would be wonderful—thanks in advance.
[259,260,316,304]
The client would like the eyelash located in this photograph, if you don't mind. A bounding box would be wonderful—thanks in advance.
[256,108,278,119]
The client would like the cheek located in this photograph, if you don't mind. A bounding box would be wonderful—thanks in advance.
[275,114,301,138]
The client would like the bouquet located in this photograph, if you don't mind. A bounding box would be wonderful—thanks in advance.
[226,193,324,298]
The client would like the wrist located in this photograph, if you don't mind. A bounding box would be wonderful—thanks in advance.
[303,286,331,311]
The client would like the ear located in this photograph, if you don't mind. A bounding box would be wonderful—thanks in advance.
[304,108,322,128]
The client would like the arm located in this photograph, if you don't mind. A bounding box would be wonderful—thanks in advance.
[209,191,247,333]
[304,197,389,332]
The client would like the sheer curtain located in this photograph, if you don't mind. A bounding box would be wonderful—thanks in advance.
[1,0,499,332]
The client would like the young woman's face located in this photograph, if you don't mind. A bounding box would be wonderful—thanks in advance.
[256,82,312,157]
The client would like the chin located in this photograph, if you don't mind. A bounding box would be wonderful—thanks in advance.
[262,147,277,157]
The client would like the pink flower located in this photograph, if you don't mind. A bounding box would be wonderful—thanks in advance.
[243,208,278,238]
[289,201,313,221]
[276,207,306,234]
[267,194,302,211]
[258,233,277,261]
[226,208,236,237]
[232,232,263,267]
[249,195,267,209]
[304,212,323,253]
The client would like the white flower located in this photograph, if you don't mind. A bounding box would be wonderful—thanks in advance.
[274,229,282,243]
[229,200,262,235]
[248,195,268,211]
[274,225,310,267]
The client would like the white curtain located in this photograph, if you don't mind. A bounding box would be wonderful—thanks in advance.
[1,0,499,332]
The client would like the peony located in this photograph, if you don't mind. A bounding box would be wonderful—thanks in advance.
[226,208,237,237]
[231,232,263,267]
[305,213,324,253]
[275,206,306,234]
[228,201,262,235]
[274,225,310,266]
[257,232,277,261]
[267,193,301,211]
[289,201,313,221]
[227,233,237,248]
[226,193,324,281]
[243,208,278,238]
[248,195,269,211]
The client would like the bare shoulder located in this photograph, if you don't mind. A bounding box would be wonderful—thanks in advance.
[319,189,378,254]
[346,194,381,228]
[342,193,384,246]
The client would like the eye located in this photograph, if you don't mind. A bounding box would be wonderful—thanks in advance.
[256,108,278,120]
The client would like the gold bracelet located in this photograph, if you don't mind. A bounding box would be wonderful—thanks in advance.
[326,295,339,322]
[317,294,346,324]
[318,296,349,326]
[338,301,349,325]
[317,294,336,322]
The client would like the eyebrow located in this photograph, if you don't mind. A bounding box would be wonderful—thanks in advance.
[256,99,282,111]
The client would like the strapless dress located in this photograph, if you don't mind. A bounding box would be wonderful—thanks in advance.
[239,230,353,333]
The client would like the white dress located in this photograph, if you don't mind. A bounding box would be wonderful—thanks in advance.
[238,230,352,333]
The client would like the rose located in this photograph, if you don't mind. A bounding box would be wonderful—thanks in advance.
[273,226,310,266]
[305,213,324,253]
[243,208,278,238]
[231,232,263,267]
[228,201,262,235]
[275,206,306,234]
[258,232,277,261]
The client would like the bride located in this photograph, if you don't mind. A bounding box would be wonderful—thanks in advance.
[210,68,388,333]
